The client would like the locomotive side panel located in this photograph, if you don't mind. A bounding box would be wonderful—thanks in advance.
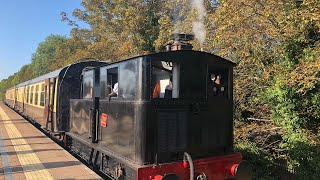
[99,101,136,161]
[70,99,93,139]
[68,59,144,162]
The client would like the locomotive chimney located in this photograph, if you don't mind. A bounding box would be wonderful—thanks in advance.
[166,33,194,51]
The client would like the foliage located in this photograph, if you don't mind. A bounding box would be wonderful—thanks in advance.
[60,0,163,62]
[235,141,288,180]
[213,0,320,178]
[31,35,68,77]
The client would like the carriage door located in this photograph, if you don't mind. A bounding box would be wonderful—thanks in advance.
[44,78,56,131]
[14,87,17,108]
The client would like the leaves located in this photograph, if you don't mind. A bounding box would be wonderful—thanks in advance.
[31,35,68,77]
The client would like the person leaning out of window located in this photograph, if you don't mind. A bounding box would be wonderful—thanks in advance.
[108,82,118,100]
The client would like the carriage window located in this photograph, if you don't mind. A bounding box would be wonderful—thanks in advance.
[40,84,45,106]
[30,86,34,104]
[107,67,119,98]
[26,87,29,103]
[35,85,39,105]
[82,70,94,99]
[152,61,179,98]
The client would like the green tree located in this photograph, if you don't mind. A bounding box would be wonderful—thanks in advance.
[211,0,320,178]
[62,0,163,61]
[31,35,67,77]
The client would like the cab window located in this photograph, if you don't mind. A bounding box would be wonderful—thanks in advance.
[82,70,94,99]
[119,60,137,100]
[106,67,118,98]
[151,61,179,99]
[208,68,229,98]
[100,60,139,100]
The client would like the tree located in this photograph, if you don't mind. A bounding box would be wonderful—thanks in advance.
[62,0,163,62]
[31,35,67,77]
[211,0,320,178]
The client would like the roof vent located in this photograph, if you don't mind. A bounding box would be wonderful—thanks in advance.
[166,33,194,51]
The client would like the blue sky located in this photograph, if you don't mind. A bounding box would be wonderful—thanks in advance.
[0,0,83,81]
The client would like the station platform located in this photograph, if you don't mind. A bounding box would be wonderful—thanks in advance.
[0,103,103,180]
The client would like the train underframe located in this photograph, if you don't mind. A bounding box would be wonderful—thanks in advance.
[65,132,248,180]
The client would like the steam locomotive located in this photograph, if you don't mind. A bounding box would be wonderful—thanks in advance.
[5,34,251,180]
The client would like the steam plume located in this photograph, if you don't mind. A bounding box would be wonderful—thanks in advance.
[172,2,183,34]
[191,0,206,47]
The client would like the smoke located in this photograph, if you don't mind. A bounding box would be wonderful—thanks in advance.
[191,0,207,46]
[171,0,207,47]
[173,21,181,34]
[193,21,206,46]
[172,2,184,34]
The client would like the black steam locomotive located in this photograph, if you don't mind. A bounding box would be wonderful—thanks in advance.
[5,34,251,180]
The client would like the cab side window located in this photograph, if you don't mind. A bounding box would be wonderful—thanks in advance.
[119,61,137,100]
[100,60,138,100]
[107,67,119,98]
[82,70,94,99]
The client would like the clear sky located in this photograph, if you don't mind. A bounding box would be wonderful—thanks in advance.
[0,0,83,81]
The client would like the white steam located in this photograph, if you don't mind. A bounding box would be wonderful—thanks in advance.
[172,2,183,34]
[173,21,181,34]
[191,0,207,46]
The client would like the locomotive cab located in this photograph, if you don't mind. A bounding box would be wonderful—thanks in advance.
[147,51,235,163]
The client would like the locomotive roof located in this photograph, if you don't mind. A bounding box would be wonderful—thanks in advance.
[151,50,236,66]
[106,50,236,67]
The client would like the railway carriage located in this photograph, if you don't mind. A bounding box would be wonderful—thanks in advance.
[5,34,251,180]
[5,60,107,135]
